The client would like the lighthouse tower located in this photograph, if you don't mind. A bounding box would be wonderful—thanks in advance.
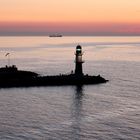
[75,45,84,75]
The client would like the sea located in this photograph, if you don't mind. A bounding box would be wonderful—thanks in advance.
[0,36,139,140]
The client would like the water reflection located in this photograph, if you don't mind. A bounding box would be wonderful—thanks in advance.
[70,86,84,140]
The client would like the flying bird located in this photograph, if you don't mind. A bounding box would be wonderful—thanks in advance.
[5,53,10,57]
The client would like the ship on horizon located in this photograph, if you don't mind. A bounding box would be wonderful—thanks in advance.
[49,34,63,37]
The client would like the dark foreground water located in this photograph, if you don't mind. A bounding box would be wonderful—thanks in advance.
[0,36,140,139]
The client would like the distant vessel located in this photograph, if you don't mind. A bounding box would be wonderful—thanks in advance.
[0,45,108,88]
[49,34,62,37]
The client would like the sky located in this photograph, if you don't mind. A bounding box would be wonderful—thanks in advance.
[0,0,140,36]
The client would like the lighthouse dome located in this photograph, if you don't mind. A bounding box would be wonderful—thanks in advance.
[76,45,82,49]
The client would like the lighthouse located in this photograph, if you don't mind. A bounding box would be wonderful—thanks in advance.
[75,45,84,75]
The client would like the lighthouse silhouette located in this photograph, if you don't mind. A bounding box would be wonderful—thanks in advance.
[75,45,84,75]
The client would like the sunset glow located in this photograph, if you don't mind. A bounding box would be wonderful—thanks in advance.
[0,0,140,35]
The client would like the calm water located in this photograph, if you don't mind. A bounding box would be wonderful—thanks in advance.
[0,36,140,140]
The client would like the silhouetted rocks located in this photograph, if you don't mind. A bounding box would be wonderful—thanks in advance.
[0,65,108,88]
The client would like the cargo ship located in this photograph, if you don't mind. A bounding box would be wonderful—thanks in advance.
[49,34,62,37]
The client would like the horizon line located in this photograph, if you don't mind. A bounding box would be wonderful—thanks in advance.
[0,35,140,37]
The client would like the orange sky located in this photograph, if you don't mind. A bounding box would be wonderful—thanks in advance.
[0,0,140,35]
